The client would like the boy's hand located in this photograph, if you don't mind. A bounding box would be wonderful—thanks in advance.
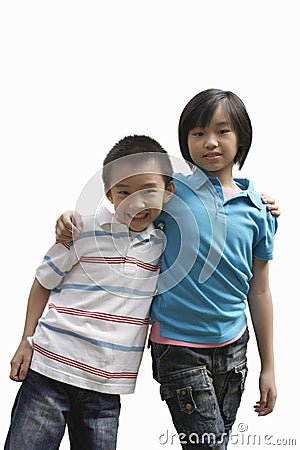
[55,210,83,243]
[10,339,33,382]
[261,194,281,217]
[253,369,277,416]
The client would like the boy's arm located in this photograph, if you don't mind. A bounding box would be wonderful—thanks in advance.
[10,278,51,382]
[54,196,280,243]
[247,257,277,416]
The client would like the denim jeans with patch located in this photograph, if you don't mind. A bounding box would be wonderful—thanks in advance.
[5,369,121,450]
[151,328,249,450]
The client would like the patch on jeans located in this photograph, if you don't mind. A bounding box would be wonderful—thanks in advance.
[160,366,217,423]
[160,367,220,435]
[175,386,197,414]
[160,366,210,401]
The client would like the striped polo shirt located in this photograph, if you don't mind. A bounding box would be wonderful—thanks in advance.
[30,206,164,394]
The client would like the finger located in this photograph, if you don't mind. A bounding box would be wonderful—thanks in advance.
[261,390,277,416]
[266,205,281,217]
[261,194,275,204]
[266,203,278,210]
[254,395,276,416]
[18,360,30,381]
[267,204,280,215]
[61,215,74,231]
[73,211,83,232]
[55,223,74,243]
[10,359,22,382]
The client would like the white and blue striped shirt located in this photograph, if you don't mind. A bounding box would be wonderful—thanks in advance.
[30,207,164,394]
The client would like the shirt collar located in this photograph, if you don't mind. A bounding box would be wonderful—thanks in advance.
[176,167,262,210]
[174,167,210,190]
[233,178,262,210]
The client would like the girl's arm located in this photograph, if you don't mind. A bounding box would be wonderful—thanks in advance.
[247,257,277,416]
[10,278,51,382]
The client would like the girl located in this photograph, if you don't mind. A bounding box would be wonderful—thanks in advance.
[149,89,277,449]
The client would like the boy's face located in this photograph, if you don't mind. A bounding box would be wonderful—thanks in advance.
[106,160,174,232]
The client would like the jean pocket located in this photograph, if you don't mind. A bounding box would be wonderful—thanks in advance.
[222,360,248,427]
[160,367,221,436]
[150,342,171,363]
[160,367,216,419]
[235,360,248,393]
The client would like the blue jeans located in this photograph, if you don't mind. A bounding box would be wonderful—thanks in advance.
[5,369,121,450]
[151,328,249,450]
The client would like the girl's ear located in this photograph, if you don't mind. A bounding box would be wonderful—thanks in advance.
[106,190,113,204]
[163,180,175,203]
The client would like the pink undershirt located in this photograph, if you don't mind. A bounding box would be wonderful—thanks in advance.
[149,185,247,348]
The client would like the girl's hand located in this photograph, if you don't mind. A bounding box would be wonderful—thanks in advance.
[55,210,83,243]
[254,369,277,416]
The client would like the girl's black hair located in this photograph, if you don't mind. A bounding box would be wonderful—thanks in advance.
[178,89,252,169]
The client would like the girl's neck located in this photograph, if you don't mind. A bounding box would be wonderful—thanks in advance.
[205,169,236,189]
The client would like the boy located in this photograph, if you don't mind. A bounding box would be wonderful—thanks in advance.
[5,135,175,450]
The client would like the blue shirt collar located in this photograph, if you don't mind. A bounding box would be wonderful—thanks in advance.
[179,167,262,210]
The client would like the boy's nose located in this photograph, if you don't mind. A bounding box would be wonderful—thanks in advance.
[127,194,146,212]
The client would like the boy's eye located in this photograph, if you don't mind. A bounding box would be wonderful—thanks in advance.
[118,191,129,195]
[143,189,158,195]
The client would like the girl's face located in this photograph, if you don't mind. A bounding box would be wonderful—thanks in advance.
[187,105,239,179]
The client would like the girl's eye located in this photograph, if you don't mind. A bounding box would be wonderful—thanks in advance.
[119,191,129,195]
[218,129,230,135]
[192,131,204,137]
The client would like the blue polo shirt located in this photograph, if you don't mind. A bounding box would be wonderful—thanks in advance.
[151,168,277,344]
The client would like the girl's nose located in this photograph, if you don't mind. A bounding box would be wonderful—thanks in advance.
[204,135,218,149]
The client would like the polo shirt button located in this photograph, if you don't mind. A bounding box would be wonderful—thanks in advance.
[185,403,193,411]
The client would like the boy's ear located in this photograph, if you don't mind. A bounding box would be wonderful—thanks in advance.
[163,180,175,203]
[106,190,113,204]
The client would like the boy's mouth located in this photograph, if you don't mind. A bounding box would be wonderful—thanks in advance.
[128,211,149,222]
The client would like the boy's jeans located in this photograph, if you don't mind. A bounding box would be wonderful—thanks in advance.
[5,369,121,450]
[151,328,249,450]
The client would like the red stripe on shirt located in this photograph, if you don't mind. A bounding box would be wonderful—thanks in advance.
[48,303,150,326]
[33,343,137,379]
[79,255,160,272]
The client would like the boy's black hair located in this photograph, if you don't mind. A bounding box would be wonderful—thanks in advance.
[178,88,252,169]
[102,135,173,190]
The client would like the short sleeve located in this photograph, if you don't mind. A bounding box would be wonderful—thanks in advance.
[36,242,79,289]
[253,212,278,261]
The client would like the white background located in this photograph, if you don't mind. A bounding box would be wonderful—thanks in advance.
[0,1,298,448]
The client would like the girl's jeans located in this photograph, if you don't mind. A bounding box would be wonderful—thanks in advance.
[5,369,121,450]
[151,328,249,450]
